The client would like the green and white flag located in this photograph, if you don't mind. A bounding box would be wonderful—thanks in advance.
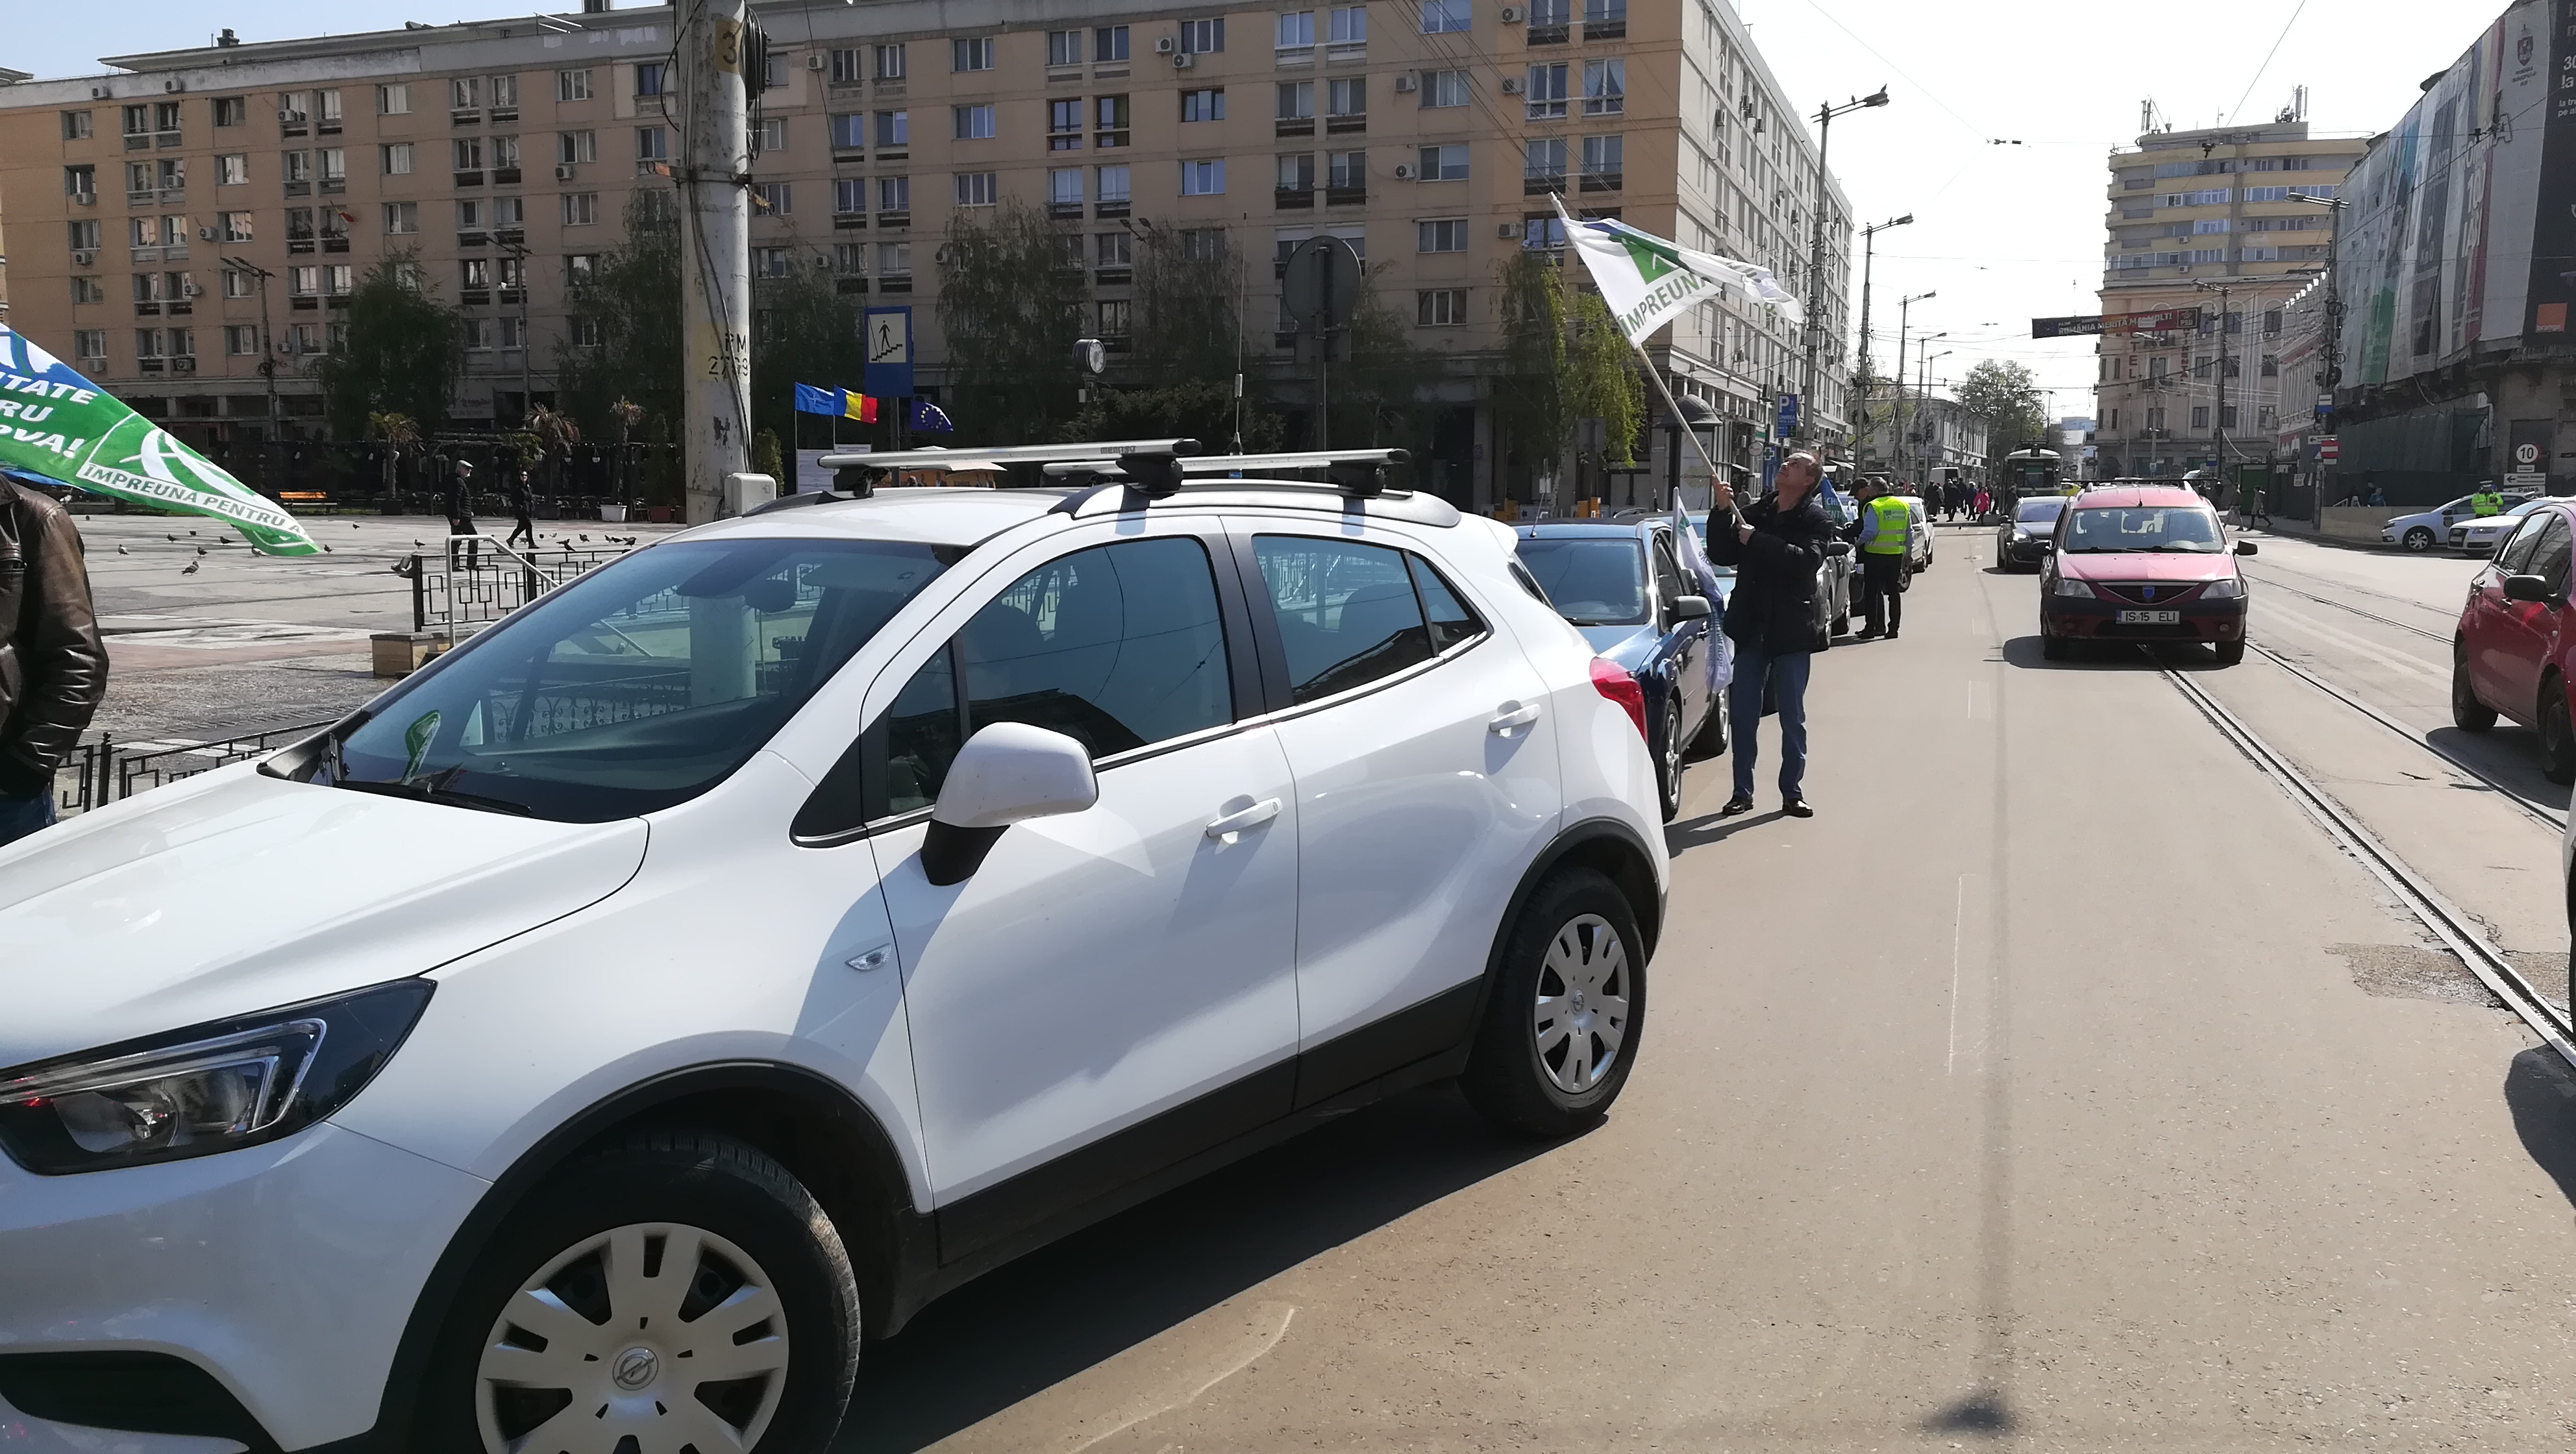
[1553,196,1803,346]
[0,323,317,556]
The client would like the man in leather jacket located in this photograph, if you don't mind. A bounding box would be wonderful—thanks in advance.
[1705,452,1833,819]
[0,481,108,846]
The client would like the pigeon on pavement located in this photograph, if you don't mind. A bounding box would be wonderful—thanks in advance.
[195,546,208,556]
[180,560,200,575]
[116,545,129,554]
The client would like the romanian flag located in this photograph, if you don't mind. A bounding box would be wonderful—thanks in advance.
[793,384,879,423]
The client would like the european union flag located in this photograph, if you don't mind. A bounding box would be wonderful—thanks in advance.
[911,400,954,434]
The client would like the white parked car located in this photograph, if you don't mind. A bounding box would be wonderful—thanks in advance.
[2449,499,2546,554]
[2383,491,2534,552]
[1896,494,1935,570]
[0,446,1668,1450]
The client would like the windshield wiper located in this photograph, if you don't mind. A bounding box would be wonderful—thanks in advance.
[328,778,537,817]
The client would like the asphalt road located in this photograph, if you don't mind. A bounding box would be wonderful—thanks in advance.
[829,519,2576,1453]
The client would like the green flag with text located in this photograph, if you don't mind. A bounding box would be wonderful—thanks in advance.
[1554,196,1803,346]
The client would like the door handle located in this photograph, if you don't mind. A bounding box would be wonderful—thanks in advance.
[1204,797,1282,838]
[1488,700,1542,733]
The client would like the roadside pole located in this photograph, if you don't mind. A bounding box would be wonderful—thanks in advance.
[677,0,753,524]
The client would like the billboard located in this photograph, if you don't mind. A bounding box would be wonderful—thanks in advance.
[2341,0,2553,388]
[2031,308,2201,339]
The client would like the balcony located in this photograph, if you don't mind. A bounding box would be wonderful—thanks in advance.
[1095,130,1129,148]
[1325,184,1365,206]
[1276,43,1315,66]
[876,210,910,229]
[1047,201,1083,220]
[167,299,192,315]
[157,186,186,204]
[1325,114,1367,134]
[127,190,156,207]
[317,118,342,136]
[1274,186,1315,209]
[155,131,183,149]
[1325,42,1367,64]
[499,286,525,306]
[492,167,521,185]
[836,277,870,295]
[1275,117,1315,137]
[1527,23,1570,43]
[459,230,489,248]
[490,106,518,124]
[494,227,525,245]
[285,180,312,197]
[320,178,346,194]
[877,274,913,293]
[326,294,352,310]
[1047,66,1083,84]
[451,108,482,126]
[454,170,484,187]
[1524,171,1565,195]
[461,290,491,306]
[875,148,908,162]
[134,302,162,316]
[1581,20,1626,39]
[288,238,316,254]
[1094,199,1130,219]
[279,119,309,138]
[1578,169,1622,192]
[1094,266,1132,286]
[125,132,153,151]
[290,296,319,311]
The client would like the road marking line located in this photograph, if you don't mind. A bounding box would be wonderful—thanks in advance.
[1948,872,1967,1076]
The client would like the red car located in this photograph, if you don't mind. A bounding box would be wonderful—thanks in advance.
[2452,498,2576,782]
[2039,486,2257,663]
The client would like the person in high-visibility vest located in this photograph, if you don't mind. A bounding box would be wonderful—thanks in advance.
[2471,483,2505,517]
[1850,478,1912,640]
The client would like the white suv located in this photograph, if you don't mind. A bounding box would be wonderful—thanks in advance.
[0,447,1666,1451]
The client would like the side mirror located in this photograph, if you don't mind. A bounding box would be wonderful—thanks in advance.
[2503,573,2556,604]
[921,722,1098,886]
[1822,540,1854,558]
[1669,594,1712,621]
[2235,539,2258,555]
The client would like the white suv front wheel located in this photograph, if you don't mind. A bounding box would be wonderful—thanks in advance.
[427,1131,861,1452]
[1463,869,1647,1137]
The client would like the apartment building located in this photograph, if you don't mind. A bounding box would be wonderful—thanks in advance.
[0,0,1849,508]
[2091,114,2366,482]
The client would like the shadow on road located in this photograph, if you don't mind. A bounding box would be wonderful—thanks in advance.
[2505,1046,2576,1211]
[1665,803,1789,857]
[836,1086,1555,1453]
[1994,635,2237,673]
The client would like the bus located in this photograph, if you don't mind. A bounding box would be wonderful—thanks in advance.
[1998,449,2062,513]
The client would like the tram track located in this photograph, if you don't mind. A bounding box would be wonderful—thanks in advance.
[2242,565,2451,645]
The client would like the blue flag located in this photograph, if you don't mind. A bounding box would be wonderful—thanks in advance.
[911,400,954,434]
[793,384,841,416]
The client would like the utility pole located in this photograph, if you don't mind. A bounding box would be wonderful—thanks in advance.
[1852,214,1912,467]
[221,255,280,439]
[676,0,753,523]
[2196,278,2235,485]
[501,238,534,424]
[1890,291,1934,478]
[1800,89,1888,454]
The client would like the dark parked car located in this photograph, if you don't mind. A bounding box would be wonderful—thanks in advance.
[1516,519,1722,820]
[1998,494,2069,571]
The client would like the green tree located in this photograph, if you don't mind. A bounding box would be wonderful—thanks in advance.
[1565,291,1644,467]
[750,253,865,451]
[752,427,784,483]
[364,411,420,498]
[1490,252,1642,497]
[556,191,682,436]
[1129,223,1245,390]
[935,199,1085,442]
[1956,358,2050,456]
[319,253,459,439]
[1059,381,1283,453]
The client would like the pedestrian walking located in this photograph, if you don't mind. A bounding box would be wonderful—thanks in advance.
[1707,452,1834,819]
[504,467,538,550]
[2241,479,2270,529]
[1972,484,1992,519]
[443,458,482,571]
[1849,476,1911,641]
[0,479,108,848]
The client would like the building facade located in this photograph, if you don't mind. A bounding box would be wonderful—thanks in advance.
[2090,115,2366,487]
[1857,388,1987,486]
[0,0,1850,511]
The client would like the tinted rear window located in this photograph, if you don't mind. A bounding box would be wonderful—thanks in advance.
[2016,499,2067,524]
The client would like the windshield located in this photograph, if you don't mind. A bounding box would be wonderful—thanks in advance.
[2015,498,2068,525]
[1515,537,1649,626]
[2063,506,2223,554]
[321,537,952,821]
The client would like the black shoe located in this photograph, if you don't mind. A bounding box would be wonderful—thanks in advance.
[1719,795,1755,817]
[1782,798,1814,818]
[1855,628,1883,641]
[1885,629,1900,640]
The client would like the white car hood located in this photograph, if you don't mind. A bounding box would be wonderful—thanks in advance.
[0,763,647,1066]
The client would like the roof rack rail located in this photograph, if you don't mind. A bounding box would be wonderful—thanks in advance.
[816,439,1200,471]
[1042,447,1411,495]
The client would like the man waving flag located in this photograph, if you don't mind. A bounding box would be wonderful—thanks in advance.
[0,323,317,555]
[1552,195,1802,345]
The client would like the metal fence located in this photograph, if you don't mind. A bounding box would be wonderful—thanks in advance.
[51,721,337,819]
[407,538,628,640]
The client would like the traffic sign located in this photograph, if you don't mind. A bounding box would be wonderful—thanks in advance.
[2316,436,2339,463]
[1775,393,1799,437]
[2517,442,2542,466]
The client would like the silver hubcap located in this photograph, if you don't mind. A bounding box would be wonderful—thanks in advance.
[475,1222,791,1454]
[1533,913,1631,1094]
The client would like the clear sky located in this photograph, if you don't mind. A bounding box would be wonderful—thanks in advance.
[5,0,2494,418]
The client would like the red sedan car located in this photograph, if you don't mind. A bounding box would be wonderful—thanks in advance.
[2039,485,2257,663]
[2452,497,2576,782]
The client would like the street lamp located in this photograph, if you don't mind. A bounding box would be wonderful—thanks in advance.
[1800,87,1892,452]
[1852,214,1913,459]
[1902,328,1947,482]
[1920,348,1955,480]
[1661,393,1719,511]
[1890,290,1935,474]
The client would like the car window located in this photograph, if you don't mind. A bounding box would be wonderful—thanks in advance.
[329,538,950,822]
[1408,554,1487,652]
[2014,499,2066,525]
[1513,536,1649,626]
[2527,513,2572,596]
[2064,506,2222,552]
[1648,534,1685,610]
[2497,511,2554,574]
[1256,536,1437,702]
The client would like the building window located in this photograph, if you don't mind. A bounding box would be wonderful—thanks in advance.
[563,193,599,225]
[1050,167,1084,206]
[71,277,105,304]
[1525,136,1567,181]
[1280,9,1317,48]
[1582,59,1624,115]
[1579,133,1622,182]
[1583,0,1626,24]
[215,154,247,185]
[61,110,92,140]
[954,105,995,140]
[1182,88,1226,122]
[1048,29,1084,66]
[1523,214,1567,251]
[68,219,101,253]
[63,164,95,197]
[493,197,525,230]
[290,323,322,354]
[1182,157,1226,195]
[879,175,911,210]
[382,143,412,176]
[1328,150,1365,189]
[1096,95,1132,146]
[1330,5,1367,42]
[635,63,666,97]
[953,37,995,71]
[1421,0,1470,32]
[757,116,787,153]
[1527,64,1569,119]
[1097,164,1132,203]
[558,69,592,102]
[559,130,597,164]
[831,242,867,275]
[876,110,910,146]
[830,114,865,149]
[2190,406,2211,430]
[1418,143,1468,180]
[460,317,493,352]
[206,96,243,127]
[384,201,419,234]
[755,182,791,215]
[1278,153,1317,192]
[462,258,492,291]
[1098,230,1133,266]
[1096,25,1131,60]
[1425,70,1470,108]
[875,44,907,80]
[1050,98,1084,148]
[878,241,912,275]
[1180,18,1226,53]
[754,247,792,278]
[1279,80,1315,120]
[72,330,106,360]
[830,48,865,84]
[836,177,867,215]
[636,126,670,165]
[954,171,998,206]
[1328,77,1367,118]
[225,325,259,355]
[1417,217,1467,252]
[1417,288,1467,325]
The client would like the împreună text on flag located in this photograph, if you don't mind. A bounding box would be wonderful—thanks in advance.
[1553,197,1803,347]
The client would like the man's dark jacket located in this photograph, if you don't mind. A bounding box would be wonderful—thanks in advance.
[1707,487,1833,655]
[0,483,108,798]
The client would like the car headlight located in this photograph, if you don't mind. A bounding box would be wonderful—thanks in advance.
[2052,578,2096,598]
[0,979,432,1175]
[2201,578,2246,600]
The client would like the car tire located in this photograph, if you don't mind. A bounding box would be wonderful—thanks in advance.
[2542,675,2576,785]
[2451,641,2497,732]
[2403,526,2436,552]
[1462,869,1646,1139]
[1655,697,1685,822]
[2213,640,2246,666]
[1684,691,1728,761]
[421,1131,861,1454]
[2040,619,2068,661]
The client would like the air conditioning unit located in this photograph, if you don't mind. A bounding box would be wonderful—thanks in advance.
[278,109,296,123]
[1497,221,1520,238]
[1393,73,1417,93]
[72,250,95,266]
[1172,52,1195,68]
[171,356,195,373]
[180,280,200,296]
[806,52,826,69]
[1500,4,1524,19]
[1154,35,1177,53]
[554,164,576,180]
[71,191,95,207]
[165,79,187,93]
[1393,162,1415,179]
[1500,77,1523,94]
[89,86,109,100]
[198,226,215,240]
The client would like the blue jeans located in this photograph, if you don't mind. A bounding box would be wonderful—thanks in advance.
[0,787,56,848]
[1728,642,1812,802]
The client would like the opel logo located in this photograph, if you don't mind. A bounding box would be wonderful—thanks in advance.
[613,1347,660,1390]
